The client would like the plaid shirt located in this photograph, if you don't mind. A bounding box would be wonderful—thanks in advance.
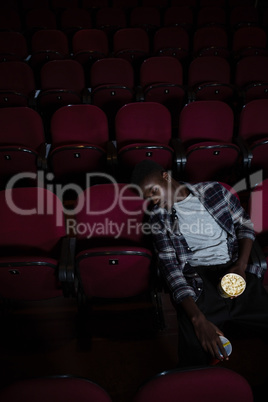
[149,181,263,305]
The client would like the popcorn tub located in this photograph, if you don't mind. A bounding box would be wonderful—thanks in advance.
[218,273,246,298]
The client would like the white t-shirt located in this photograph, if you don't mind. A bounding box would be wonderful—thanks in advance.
[174,193,230,266]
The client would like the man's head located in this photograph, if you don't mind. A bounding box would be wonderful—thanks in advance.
[131,160,173,209]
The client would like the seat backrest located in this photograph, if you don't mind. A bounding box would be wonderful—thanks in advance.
[0,31,28,61]
[197,6,226,28]
[0,187,66,256]
[72,28,109,55]
[115,102,172,147]
[95,7,127,30]
[0,106,45,150]
[235,55,268,87]
[193,25,228,54]
[164,6,193,30]
[75,182,147,244]
[130,6,161,29]
[133,367,254,402]
[25,8,58,30]
[230,5,259,29]
[0,61,35,95]
[113,28,150,54]
[0,9,22,31]
[140,56,183,87]
[153,26,189,57]
[90,57,134,88]
[31,29,69,55]
[232,26,267,53]
[60,7,92,30]
[188,56,230,86]
[0,376,112,402]
[249,179,268,233]
[40,59,85,91]
[50,104,109,147]
[178,100,234,144]
[238,99,268,142]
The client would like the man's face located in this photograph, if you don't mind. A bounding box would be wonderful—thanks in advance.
[140,171,172,210]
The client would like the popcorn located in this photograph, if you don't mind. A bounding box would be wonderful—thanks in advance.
[219,273,246,298]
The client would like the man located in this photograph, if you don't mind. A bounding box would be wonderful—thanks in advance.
[131,159,268,367]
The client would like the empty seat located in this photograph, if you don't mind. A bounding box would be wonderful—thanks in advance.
[153,26,190,62]
[0,187,67,301]
[229,5,259,30]
[95,7,127,36]
[197,6,226,28]
[164,6,194,33]
[21,0,50,11]
[115,102,177,181]
[0,106,46,186]
[238,99,268,179]
[232,26,268,60]
[30,29,69,73]
[133,367,254,402]
[178,100,242,184]
[113,28,150,71]
[72,29,109,69]
[188,56,234,102]
[60,7,92,42]
[24,8,58,39]
[0,9,22,32]
[0,31,28,62]
[72,183,152,301]
[38,59,87,121]
[82,0,109,10]
[0,61,36,108]
[0,107,45,185]
[130,6,161,35]
[0,375,112,402]
[90,58,135,135]
[235,55,268,105]
[193,26,230,58]
[139,56,186,128]
[51,0,79,15]
[48,104,113,183]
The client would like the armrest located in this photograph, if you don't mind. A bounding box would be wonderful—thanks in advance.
[169,137,187,180]
[251,239,267,280]
[106,140,118,176]
[36,142,48,170]
[58,236,76,297]
[234,135,253,171]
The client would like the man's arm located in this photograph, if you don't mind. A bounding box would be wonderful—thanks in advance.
[180,296,229,361]
[228,237,254,281]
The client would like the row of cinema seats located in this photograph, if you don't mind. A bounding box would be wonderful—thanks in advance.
[1,99,268,190]
[0,177,267,315]
[0,1,265,35]
[2,19,268,65]
[0,367,255,402]
[1,52,268,135]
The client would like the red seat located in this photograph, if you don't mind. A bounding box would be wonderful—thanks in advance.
[72,28,109,69]
[0,106,46,186]
[48,104,112,183]
[115,102,177,181]
[38,59,87,119]
[188,56,234,102]
[229,5,259,30]
[0,187,66,301]
[0,61,36,108]
[60,7,92,42]
[153,26,189,62]
[238,99,268,179]
[164,6,194,33]
[197,6,226,28]
[0,9,22,32]
[0,31,28,62]
[113,28,150,71]
[95,7,127,36]
[178,100,241,184]
[232,26,268,60]
[30,29,69,73]
[73,183,152,300]
[0,375,112,402]
[193,26,230,58]
[90,58,135,135]
[139,56,186,128]
[133,367,254,402]
[130,6,161,34]
[235,55,268,104]
[24,8,58,39]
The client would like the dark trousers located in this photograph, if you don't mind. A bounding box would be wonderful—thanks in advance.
[176,263,268,368]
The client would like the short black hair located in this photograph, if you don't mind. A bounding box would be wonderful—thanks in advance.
[131,159,165,186]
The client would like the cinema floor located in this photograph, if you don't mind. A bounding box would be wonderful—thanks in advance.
[0,290,267,402]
